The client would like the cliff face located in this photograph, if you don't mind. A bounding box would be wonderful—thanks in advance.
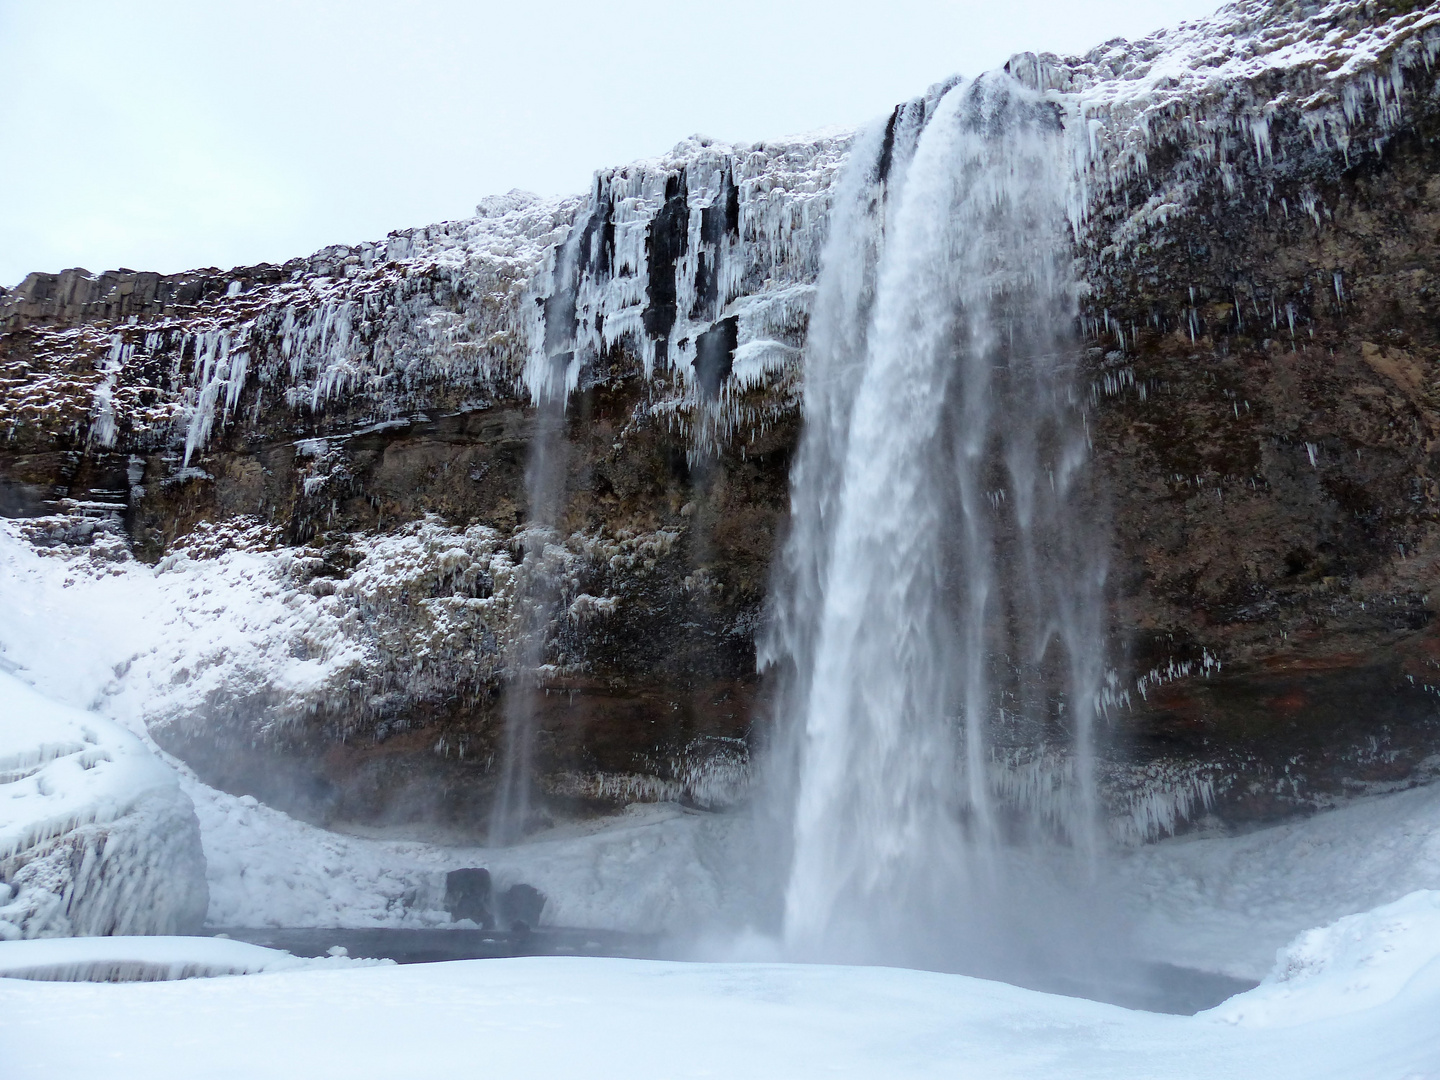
[1066,0,1440,820]
[4,0,1440,837]
[0,139,843,830]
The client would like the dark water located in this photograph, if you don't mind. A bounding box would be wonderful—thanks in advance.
[214,926,661,964]
[1009,962,1259,1016]
[215,927,1256,1015]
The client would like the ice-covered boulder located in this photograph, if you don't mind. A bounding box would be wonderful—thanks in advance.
[0,672,207,939]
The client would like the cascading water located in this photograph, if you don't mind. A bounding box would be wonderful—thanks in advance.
[761,72,1113,979]
[488,228,582,845]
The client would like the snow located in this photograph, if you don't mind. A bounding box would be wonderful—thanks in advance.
[0,514,510,750]
[0,673,175,864]
[1212,890,1440,1029]
[3,893,1440,1079]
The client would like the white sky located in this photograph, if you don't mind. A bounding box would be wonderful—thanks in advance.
[0,0,1220,288]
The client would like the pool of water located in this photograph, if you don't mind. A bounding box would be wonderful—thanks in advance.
[213,927,1256,1015]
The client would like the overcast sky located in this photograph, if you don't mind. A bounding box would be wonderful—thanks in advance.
[0,0,1220,288]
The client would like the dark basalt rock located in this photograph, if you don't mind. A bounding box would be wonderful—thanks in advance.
[496,883,546,932]
[641,170,688,349]
[694,317,738,400]
[444,868,494,927]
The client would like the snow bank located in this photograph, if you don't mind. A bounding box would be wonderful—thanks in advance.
[0,673,207,939]
[0,933,389,982]
[4,891,1440,1080]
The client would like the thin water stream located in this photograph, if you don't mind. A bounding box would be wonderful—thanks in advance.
[489,227,583,845]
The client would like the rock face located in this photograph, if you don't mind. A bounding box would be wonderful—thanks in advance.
[4,0,1440,837]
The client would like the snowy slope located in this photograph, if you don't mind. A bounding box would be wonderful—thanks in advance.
[0,513,747,807]
[3,893,1439,1080]
[1212,889,1440,1028]
[0,518,751,932]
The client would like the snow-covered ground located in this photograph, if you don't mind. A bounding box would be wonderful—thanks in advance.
[1121,780,1440,979]
[3,892,1440,1079]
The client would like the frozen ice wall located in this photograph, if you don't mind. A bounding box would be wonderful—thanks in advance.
[0,673,207,939]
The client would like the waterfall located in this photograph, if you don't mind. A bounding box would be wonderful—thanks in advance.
[762,73,1113,977]
[489,227,582,845]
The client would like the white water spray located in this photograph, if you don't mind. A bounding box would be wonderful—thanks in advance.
[763,73,1111,976]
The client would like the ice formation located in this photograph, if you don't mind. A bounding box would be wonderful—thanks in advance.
[0,933,388,982]
[0,673,207,940]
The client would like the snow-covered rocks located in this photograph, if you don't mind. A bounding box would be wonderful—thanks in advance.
[0,673,207,939]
